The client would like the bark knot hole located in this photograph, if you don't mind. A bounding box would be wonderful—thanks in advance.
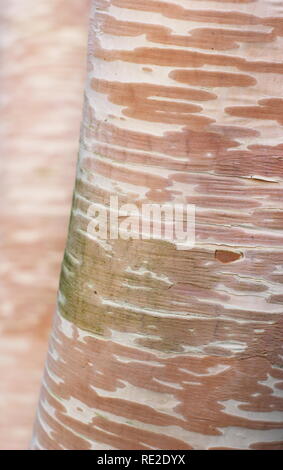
[215,249,243,263]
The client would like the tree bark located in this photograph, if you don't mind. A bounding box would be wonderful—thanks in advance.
[32,0,283,450]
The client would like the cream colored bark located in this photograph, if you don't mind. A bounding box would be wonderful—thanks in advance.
[32,0,283,449]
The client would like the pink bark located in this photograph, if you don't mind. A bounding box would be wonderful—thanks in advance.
[32,0,283,449]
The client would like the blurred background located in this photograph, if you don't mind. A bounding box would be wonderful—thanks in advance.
[0,0,90,449]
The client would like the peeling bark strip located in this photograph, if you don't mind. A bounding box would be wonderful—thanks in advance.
[32,0,283,450]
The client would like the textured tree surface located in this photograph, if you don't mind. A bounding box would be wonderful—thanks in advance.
[0,0,89,450]
[32,0,283,449]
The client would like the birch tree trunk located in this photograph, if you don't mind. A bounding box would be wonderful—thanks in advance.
[32,0,283,450]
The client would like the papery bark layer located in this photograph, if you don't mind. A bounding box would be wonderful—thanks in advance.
[32,0,283,450]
